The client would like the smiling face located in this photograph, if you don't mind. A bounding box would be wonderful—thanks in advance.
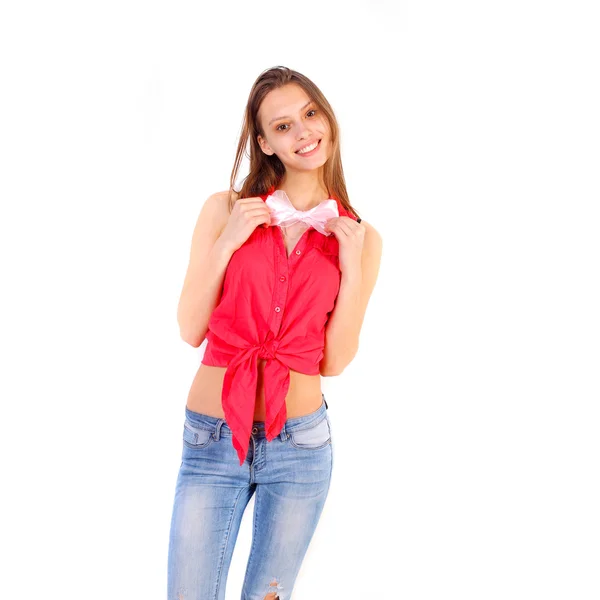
[256,83,331,173]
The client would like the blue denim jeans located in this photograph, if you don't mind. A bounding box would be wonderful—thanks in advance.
[167,394,333,600]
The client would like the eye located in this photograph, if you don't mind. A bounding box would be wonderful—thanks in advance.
[276,108,318,132]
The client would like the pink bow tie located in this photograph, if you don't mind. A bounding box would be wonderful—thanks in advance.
[265,189,339,236]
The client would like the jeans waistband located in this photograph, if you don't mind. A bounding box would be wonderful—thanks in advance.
[184,393,329,438]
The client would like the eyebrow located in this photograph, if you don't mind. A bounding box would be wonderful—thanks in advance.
[268,100,314,126]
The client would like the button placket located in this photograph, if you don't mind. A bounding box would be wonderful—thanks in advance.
[271,228,289,337]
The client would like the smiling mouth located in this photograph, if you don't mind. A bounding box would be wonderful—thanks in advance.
[295,139,322,154]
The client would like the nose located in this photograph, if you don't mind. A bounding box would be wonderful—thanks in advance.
[295,122,311,140]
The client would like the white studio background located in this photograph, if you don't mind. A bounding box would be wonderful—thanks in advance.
[1,1,599,599]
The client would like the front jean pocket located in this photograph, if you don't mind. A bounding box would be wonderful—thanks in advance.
[289,415,331,450]
[182,419,215,449]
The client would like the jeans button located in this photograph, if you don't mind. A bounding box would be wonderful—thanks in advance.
[252,427,258,434]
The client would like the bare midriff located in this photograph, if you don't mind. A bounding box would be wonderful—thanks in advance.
[185,360,324,420]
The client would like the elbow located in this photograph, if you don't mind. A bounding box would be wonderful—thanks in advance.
[178,314,207,348]
[330,364,346,377]
[177,301,209,348]
[180,330,204,348]
[319,361,345,377]
[322,366,346,377]
[179,320,208,347]
[320,368,341,377]
[319,350,357,376]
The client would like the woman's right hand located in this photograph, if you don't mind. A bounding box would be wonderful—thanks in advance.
[218,196,272,253]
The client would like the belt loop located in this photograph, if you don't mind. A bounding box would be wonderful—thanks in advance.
[279,424,287,441]
[214,420,223,441]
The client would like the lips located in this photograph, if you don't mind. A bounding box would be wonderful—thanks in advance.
[295,140,321,154]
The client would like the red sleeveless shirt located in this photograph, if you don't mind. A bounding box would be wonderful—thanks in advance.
[201,185,359,465]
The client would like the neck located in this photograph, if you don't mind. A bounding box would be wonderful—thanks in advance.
[278,172,330,211]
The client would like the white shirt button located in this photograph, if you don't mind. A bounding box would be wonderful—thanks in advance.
[275,306,281,312]
[295,250,301,255]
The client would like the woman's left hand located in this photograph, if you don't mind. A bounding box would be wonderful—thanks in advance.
[324,216,365,277]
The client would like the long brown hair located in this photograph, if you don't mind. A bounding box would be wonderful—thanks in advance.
[226,66,360,221]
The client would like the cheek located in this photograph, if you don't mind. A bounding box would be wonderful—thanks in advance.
[317,117,330,135]
[272,141,292,158]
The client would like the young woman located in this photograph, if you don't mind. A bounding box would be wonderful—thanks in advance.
[168,66,382,600]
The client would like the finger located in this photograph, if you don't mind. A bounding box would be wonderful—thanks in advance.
[330,217,356,236]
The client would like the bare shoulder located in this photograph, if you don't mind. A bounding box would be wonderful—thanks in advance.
[211,188,267,217]
[358,220,383,284]
[213,188,241,201]
[211,189,240,214]
[200,189,239,235]
[360,219,383,251]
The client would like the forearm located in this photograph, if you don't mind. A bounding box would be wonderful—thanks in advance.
[320,269,363,375]
[178,238,234,347]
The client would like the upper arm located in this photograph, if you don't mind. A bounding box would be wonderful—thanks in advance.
[178,190,233,302]
[357,220,383,330]
[320,219,382,375]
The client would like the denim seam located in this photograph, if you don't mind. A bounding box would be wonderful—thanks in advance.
[182,438,214,450]
[214,486,248,600]
[287,412,327,433]
[241,481,262,595]
[182,423,214,449]
[288,415,331,450]
[326,443,333,498]
[184,420,215,433]
[289,438,332,451]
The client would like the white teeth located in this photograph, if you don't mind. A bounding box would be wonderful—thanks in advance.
[297,140,319,154]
